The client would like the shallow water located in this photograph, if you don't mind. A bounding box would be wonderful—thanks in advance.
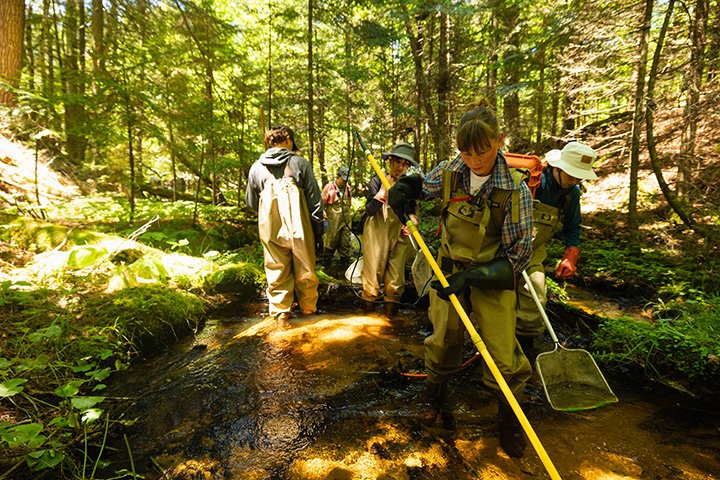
[104,303,720,480]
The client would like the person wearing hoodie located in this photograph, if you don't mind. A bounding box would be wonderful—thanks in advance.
[245,125,324,325]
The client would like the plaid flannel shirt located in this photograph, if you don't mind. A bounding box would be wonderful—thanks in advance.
[422,152,533,273]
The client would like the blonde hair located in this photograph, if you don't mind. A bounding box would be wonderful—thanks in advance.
[456,97,500,152]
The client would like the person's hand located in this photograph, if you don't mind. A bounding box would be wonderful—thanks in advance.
[400,214,419,236]
[315,237,324,255]
[555,246,580,279]
[431,258,516,300]
[431,270,470,301]
[373,185,387,203]
[388,174,423,223]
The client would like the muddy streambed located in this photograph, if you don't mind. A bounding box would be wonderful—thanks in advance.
[104,297,720,480]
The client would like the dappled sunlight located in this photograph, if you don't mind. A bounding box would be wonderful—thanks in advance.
[288,442,449,479]
[583,169,676,214]
[270,313,391,347]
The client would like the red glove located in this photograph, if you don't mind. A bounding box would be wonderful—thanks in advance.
[555,246,580,280]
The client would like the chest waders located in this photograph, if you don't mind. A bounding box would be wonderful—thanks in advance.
[516,200,563,337]
[361,176,413,304]
[425,169,531,397]
[257,162,319,317]
[324,190,352,258]
[355,132,561,478]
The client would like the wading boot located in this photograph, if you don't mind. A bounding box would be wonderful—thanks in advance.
[383,302,399,318]
[418,381,453,427]
[362,300,375,312]
[498,399,526,458]
[274,311,293,330]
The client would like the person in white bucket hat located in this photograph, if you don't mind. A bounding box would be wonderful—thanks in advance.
[515,141,598,361]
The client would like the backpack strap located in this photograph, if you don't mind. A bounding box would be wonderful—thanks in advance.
[489,167,529,229]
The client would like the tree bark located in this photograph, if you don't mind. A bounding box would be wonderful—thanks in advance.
[645,0,702,234]
[307,0,315,165]
[0,0,25,105]
[63,0,88,167]
[436,10,451,163]
[678,0,709,198]
[628,0,653,236]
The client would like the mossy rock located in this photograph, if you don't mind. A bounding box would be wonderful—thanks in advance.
[204,262,264,299]
[80,284,205,353]
[1,217,106,252]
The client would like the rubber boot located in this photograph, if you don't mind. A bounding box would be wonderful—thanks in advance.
[498,399,526,458]
[383,302,399,318]
[418,381,444,425]
[517,335,537,363]
[362,300,375,312]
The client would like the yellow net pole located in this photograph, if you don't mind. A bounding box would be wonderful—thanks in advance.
[355,132,561,480]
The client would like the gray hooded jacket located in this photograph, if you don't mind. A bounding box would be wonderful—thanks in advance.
[245,147,323,225]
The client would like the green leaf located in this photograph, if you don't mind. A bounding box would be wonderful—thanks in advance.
[0,378,27,397]
[67,246,108,268]
[54,381,82,398]
[16,354,50,372]
[26,449,65,470]
[0,357,14,369]
[28,324,62,342]
[1,423,43,448]
[86,367,111,382]
[71,396,105,411]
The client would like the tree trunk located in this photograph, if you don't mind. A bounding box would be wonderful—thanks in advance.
[63,0,88,167]
[404,7,440,167]
[307,0,314,165]
[628,0,654,236]
[0,0,25,105]
[92,0,105,75]
[497,1,521,141]
[267,0,273,128]
[535,47,546,144]
[40,0,51,116]
[678,0,709,198]
[645,0,701,234]
[436,10,451,163]
[706,0,719,81]
[25,4,35,91]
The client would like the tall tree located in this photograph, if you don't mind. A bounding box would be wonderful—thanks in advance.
[0,0,25,105]
[678,0,710,198]
[63,0,88,166]
[627,0,653,236]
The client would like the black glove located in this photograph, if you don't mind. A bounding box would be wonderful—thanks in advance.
[431,257,516,301]
[388,174,423,223]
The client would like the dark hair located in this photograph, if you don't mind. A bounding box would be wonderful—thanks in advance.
[456,97,500,153]
[265,125,297,149]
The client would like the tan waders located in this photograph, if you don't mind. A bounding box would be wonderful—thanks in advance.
[516,200,562,345]
[424,178,531,456]
[360,201,413,307]
[258,175,319,319]
[323,199,352,259]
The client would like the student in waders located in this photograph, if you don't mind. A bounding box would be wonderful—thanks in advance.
[320,166,353,268]
[361,142,419,318]
[245,125,324,326]
[515,141,598,360]
[388,99,533,458]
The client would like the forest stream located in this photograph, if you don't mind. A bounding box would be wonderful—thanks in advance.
[103,288,720,480]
